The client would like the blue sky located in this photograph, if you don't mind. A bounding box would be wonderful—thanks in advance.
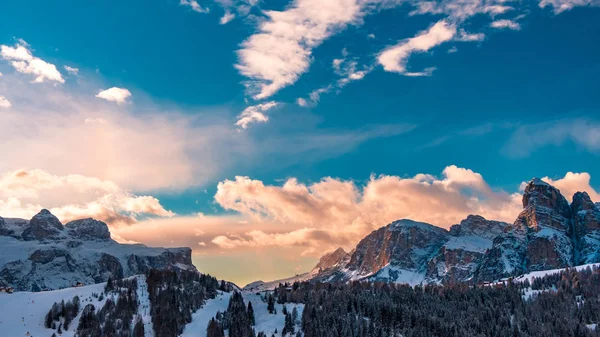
[0,0,599,285]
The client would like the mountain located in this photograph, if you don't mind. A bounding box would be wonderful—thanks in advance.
[0,209,196,291]
[254,178,600,289]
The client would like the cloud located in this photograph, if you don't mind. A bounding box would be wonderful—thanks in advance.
[542,172,600,202]
[64,65,79,75]
[490,19,521,30]
[180,0,210,13]
[95,87,132,104]
[503,119,600,157]
[236,0,396,99]
[0,74,251,191]
[378,20,456,74]
[235,101,278,129]
[220,11,236,24]
[483,5,514,16]
[0,169,174,226]
[404,66,437,77]
[456,29,485,42]
[539,0,600,13]
[0,40,65,83]
[212,165,523,252]
[0,95,11,108]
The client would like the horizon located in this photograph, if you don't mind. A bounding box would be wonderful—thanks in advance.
[1,0,599,286]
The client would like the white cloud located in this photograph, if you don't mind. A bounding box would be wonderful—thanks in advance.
[542,172,600,202]
[0,169,174,226]
[539,0,600,13]
[220,11,236,24]
[296,97,311,107]
[215,165,522,231]
[0,40,65,83]
[236,0,394,99]
[490,19,521,30]
[404,66,437,77]
[0,95,11,108]
[457,29,485,42]
[483,5,514,16]
[378,20,456,74]
[235,101,278,129]
[503,119,600,158]
[0,75,250,191]
[64,65,79,75]
[180,0,210,13]
[95,87,132,104]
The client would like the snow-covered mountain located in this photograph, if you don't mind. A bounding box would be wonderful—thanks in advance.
[0,209,196,291]
[253,178,600,289]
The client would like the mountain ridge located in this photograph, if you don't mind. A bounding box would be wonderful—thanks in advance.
[246,178,600,290]
[0,209,196,291]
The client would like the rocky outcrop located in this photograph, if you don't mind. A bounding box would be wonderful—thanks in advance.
[427,215,508,284]
[313,248,350,272]
[297,178,600,286]
[345,220,448,283]
[0,217,12,236]
[0,210,197,291]
[21,209,64,241]
[65,218,111,240]
[572,192,600,264]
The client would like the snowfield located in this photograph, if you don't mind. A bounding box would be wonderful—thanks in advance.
[0,281,108,337]
[0,276,303,337]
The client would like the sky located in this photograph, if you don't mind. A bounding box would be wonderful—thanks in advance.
[0,0,599,286]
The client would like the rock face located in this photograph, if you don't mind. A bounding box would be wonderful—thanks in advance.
[65,218,111,240]
[21,209,64,241]
[571,192,600,264]
[0,210,197,291]
[426,215,508,284]
[298,178,600,286]
[313,248,350,272]
[0,217,12,236]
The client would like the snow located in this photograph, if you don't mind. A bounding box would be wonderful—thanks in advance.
[0,281,108,337]
[512,263,600,285]
[243,273,311,292]
[444,235,493,253]
[0,233,191,291]
[388,219,441,232]
[181,292,304,337]
[369,264,425,285]
[181,291,232,337]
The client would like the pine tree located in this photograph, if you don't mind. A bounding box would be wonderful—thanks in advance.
[248,301,256,325]
[267,294,275,314]
[207,317,224,337]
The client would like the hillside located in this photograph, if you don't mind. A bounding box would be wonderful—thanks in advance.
[0,210,196,291]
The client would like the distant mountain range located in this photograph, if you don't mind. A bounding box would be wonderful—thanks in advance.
[0,209,195,291]
[2,177,599,293]
[244,178,600,290]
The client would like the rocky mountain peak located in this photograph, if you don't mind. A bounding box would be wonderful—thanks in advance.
[21,209,64,241]
[516,178,572,231]
[522,178,571,217]
[314,247,350,271]
[65,218,111,240]
[0,216,10,236]
[449,215,507,239]
[572,192,596,212]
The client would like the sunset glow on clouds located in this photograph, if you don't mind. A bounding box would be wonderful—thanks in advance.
[0,0,599,285]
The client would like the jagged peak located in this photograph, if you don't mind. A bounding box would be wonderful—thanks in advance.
[65,218,111,240]
[388,219,445,232]
[530,177,550,187]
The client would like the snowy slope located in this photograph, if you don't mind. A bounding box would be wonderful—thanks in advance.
[0,281,108,337]
[182,292,304,337]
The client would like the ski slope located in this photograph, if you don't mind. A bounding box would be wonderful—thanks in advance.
[0,275,304,337]
[0,281,108,337]
[181,292,304,337]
